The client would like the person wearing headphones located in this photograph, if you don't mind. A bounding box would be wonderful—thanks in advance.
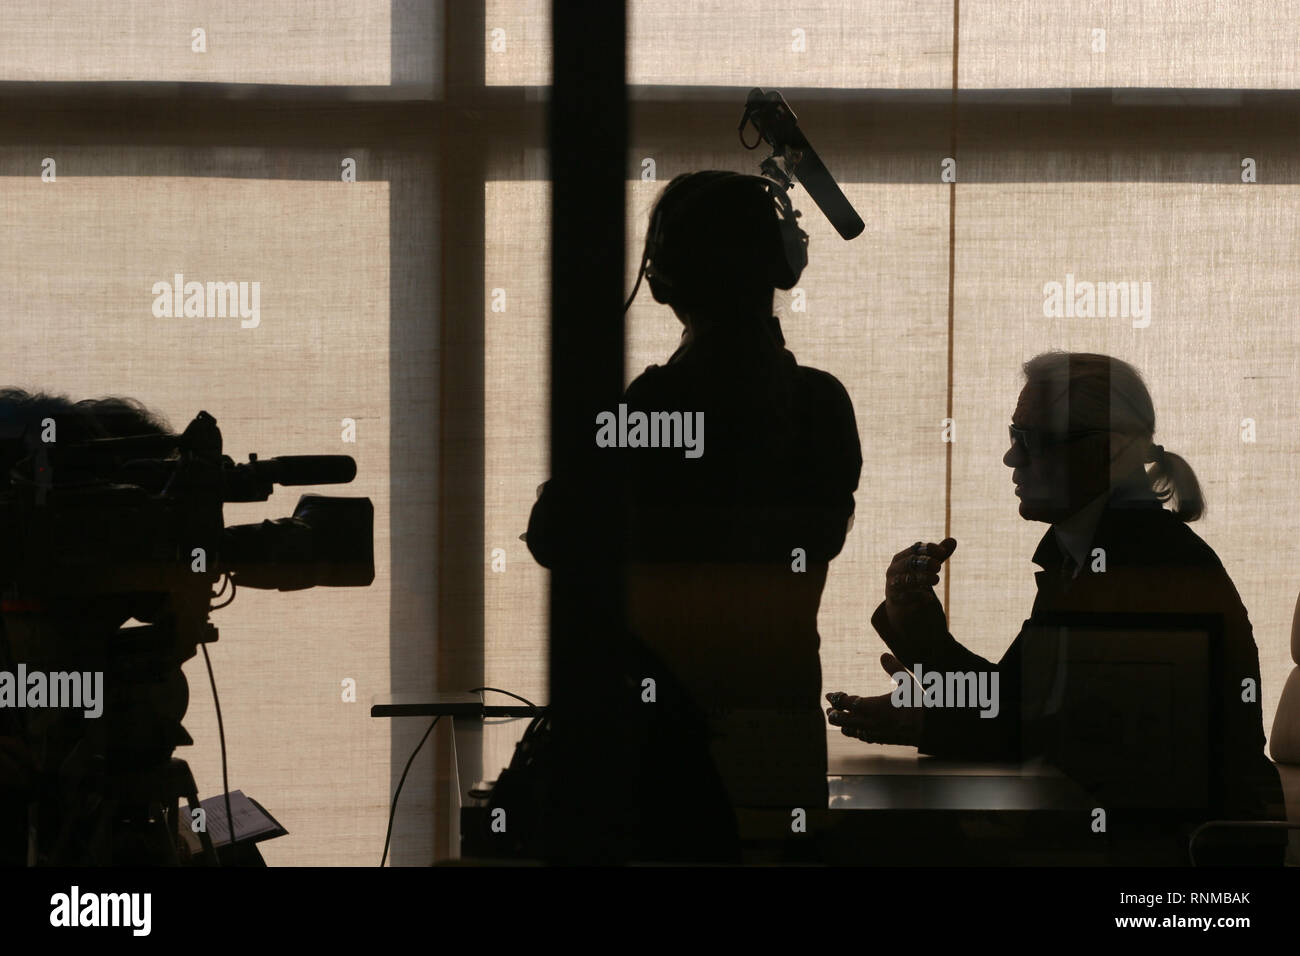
[526,171,862,851]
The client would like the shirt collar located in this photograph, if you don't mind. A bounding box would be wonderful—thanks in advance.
[1031,481,1163,571]
[1052,491,1109,573]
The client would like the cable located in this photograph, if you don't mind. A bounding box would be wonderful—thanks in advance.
[200,642,234,862]
[381,715,440,867]
[623,247,650,313]
[210,573,236,610]
[379,688,537,865]
[467,686,538,708]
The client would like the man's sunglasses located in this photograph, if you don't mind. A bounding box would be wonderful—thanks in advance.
[1008,424,1109,457]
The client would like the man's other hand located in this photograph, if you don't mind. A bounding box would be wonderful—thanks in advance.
[826,654,923,746]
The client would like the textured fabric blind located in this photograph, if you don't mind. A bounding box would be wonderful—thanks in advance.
[960,0,1300,89]
[488,0,952,88]
[487,0,1300,89]
[0,0,437,91]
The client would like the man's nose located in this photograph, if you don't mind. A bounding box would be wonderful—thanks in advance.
[1004,441,1026,468]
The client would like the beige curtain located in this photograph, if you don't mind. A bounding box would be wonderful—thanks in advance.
[0,0,436,92]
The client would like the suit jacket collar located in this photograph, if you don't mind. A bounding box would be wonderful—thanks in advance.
[1031,484,1165,570]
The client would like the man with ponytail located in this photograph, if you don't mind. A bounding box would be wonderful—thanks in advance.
[828,352,1284,864]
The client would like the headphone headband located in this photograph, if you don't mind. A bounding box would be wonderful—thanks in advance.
[633,171,808,312]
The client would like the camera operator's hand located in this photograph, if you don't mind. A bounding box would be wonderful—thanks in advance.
[0,735,34,795]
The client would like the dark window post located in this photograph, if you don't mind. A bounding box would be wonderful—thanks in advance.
[547,0,629,863]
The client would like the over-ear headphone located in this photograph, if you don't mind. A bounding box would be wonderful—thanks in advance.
[624,171,808,313]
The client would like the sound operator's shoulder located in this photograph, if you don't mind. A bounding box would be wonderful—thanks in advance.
[625,362,675,400]
[793,362,857,410]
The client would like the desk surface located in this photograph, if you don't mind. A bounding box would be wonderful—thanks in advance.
[825,729,1091,811]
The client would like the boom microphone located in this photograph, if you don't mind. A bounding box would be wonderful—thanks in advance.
[739,88,865,240]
